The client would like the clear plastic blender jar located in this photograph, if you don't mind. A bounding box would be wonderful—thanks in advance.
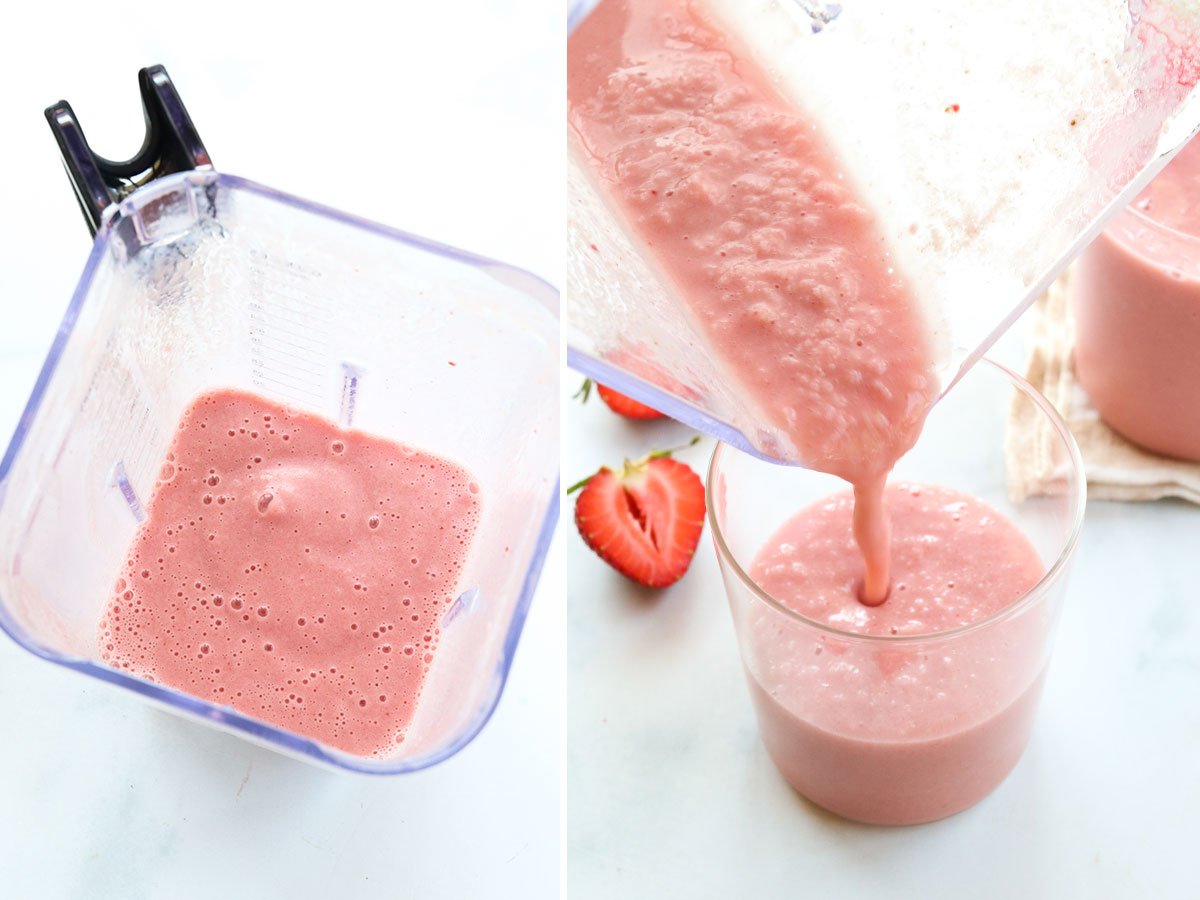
[0,67,559,774]
[568,0,1200,463]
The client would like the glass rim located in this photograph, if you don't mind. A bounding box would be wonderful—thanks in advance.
[705,357,1086,645]
[1119,198,1200,248]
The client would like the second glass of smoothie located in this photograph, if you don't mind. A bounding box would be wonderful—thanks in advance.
[708,359,1085,825]
[1073,137,1200,461]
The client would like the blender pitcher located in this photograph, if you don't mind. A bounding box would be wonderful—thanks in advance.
[0,67,560,774]
[567,0,1200,463]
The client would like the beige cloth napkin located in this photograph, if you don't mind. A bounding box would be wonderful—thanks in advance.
[1006,268,1200,504]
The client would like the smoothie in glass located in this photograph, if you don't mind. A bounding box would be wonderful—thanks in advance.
[1074,137,1200,460]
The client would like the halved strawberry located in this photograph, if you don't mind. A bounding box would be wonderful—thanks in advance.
[575,378,665,420]
[571,442,706,588]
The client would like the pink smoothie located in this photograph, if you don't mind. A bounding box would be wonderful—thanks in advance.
[98,389,481,757]
[1074,137,1200,460]
[747,483,1047,825]
[569,0,939,600]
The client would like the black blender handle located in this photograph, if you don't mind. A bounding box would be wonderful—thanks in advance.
[44,65,212,237]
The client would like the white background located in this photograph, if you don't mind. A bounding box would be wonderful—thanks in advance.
[0,3,562,899]
[566,333,1200,899]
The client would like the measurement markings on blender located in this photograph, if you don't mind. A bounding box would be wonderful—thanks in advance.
[72,337,161,519]
[338,362,363,429]
[442,586,480,627]
[112,461,146,522]
[101,394,157,523]
[247,255,332,407]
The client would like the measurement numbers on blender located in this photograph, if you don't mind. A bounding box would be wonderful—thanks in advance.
[247,247,332,409]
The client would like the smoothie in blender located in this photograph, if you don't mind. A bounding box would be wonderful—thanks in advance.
[98,388,481,757]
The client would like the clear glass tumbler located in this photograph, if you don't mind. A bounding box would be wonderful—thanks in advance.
[1074,194,1200,461]
[708,358,1085,824]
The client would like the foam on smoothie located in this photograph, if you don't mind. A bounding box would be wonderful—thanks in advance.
[752,483,1043,639]
[569,0,939,600]
[98,388,481,757]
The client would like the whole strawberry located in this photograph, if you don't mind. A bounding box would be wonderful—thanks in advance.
[575,378,666,420]
[571,439,706,587]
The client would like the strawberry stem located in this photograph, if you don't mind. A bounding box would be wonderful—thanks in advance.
[573,378,593,403]
[567,436,702,496]
[648,435,702,459]
[566,473,593,495]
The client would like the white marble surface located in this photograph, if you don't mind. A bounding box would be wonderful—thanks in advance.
[0,4,561,898]
[566,351,1200,899]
